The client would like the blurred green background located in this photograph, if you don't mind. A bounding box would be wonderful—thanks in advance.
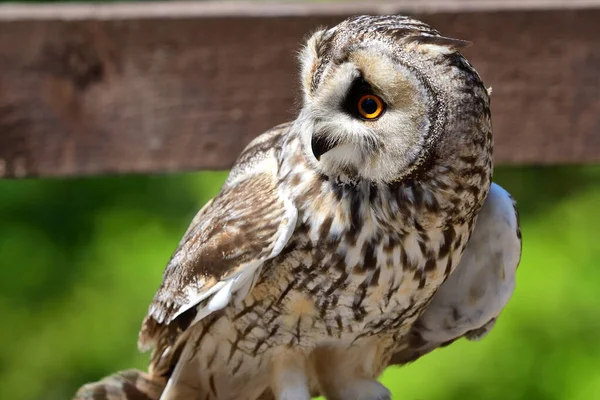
[2,1,600,399]
[1,166,599,400]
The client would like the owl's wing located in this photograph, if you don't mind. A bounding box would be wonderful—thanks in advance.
[138,125,297,357]
[391,182,522,364]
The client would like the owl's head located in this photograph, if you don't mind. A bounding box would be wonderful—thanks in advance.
[295,15,491,185]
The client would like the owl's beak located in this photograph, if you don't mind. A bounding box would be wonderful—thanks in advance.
[311,134,339,161]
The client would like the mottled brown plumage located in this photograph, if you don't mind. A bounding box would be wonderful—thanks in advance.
[75,14,521,400]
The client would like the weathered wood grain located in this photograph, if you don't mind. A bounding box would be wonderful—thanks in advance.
[0,1,599,178]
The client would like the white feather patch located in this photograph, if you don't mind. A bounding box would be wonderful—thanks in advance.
[207,279,235,312]
[170,280,227,321]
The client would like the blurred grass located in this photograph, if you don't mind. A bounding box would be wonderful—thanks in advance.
[0,166,599,400]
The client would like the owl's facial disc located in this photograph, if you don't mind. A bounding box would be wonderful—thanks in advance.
[300,46,433,183]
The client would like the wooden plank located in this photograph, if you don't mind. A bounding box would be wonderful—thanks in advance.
[0,1,599,178]
[1,1,599,19]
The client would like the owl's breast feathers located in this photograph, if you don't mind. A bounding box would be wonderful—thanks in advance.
[139,120,490,376]
[268,132,486,342]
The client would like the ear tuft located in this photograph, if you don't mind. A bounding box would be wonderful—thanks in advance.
[409,35,473,51]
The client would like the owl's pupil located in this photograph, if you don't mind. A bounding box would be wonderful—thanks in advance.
[360,98,378,115]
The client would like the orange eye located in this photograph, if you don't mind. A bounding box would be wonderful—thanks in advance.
[357,94,384,119]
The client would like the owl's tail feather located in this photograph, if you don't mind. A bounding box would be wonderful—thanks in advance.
[74,369,166,400]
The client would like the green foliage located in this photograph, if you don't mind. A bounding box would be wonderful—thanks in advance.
[0,166,598,400]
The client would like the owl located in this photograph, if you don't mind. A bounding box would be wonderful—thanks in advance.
[75,15,521,400]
